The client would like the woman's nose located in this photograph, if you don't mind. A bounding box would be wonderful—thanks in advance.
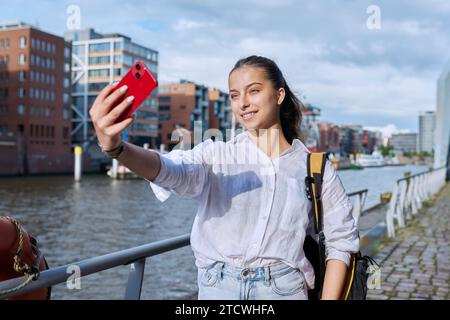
[239,95,250,110]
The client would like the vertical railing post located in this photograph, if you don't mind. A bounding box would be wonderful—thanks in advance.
[124,258,147,300]
[352,194,361,224]
[386,183,398,238]
[396,181,407,228]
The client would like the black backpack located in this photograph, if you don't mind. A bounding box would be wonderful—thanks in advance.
[302,152,379,300]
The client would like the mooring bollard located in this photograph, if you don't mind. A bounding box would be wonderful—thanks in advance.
[111,159,119,179]
[74,146,83,182]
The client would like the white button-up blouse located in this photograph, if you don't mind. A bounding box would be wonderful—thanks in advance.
[149,131,360,289]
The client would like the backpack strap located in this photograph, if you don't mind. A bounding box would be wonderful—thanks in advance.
[305,152,327,234]
[305,152,328,298]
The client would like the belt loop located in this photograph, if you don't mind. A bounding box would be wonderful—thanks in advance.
[264,266,271,287]
[215,262,224,279]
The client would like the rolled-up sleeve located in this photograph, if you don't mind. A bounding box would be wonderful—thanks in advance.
[148,139,213,202]
[321,160,360,266]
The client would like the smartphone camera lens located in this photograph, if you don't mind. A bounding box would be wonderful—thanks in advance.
[135,73,141,79]
[135,63,141,70]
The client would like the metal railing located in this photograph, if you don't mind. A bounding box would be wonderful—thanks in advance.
[385,167,447,238]
[0,188,370,300]
[0,234,190,300]
[347,189,368,224]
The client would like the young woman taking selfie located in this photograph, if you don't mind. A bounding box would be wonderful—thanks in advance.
[90,55,360,300]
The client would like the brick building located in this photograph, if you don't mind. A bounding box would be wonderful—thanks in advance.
[0,22,72,175]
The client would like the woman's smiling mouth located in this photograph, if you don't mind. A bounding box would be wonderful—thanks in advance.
[241,111,257,121]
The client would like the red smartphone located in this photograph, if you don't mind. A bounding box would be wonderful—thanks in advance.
[113,61,158,123]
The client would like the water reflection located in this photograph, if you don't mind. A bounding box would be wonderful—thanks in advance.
[0,164,428,299]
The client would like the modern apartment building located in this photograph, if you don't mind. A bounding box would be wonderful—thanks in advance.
[64,28,158,165]
[157,80,210,150]
[417,111,436,154]
[208,88,232,139]
[390,133,418,154]
[435,61,450,170]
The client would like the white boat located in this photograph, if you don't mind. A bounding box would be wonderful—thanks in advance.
[356,151,385,167]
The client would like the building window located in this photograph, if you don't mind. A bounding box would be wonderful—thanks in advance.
[89,42,110,52]
[0,38,11,50]
[89,56,110,65]
[114,41,123,50]
[18,88,25,98]
[63,108,69,120]
[51,126,55,138]
[64,47,70,58]
[30,88,34,98]
[0,88,8,98]
[19,36,27,48]
[159,114,171,121]
[19,53,26,65]
[0,104,9,116]
[159,105,170,111]
[159,96,171,103]
[88,69,110,77]
[17,104,25,115]
[63,127,69,139]
[18,71,26,81]
[30,124,34,137]
[0,55,9,67]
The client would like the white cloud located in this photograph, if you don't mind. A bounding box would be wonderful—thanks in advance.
[2,0,449,131]
[364,124,401,138]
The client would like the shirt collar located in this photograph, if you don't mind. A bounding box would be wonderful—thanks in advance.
[232,130,310,155]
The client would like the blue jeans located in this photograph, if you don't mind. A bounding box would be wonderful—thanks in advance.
[197,261,309,300]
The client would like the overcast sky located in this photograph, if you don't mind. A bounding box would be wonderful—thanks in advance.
[2,0,450,135]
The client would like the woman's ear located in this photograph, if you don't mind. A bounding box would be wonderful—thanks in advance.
[277,88,286,105]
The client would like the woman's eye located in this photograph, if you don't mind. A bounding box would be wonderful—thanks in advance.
[250,89,259,94]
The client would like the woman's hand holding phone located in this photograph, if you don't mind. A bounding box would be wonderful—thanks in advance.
[89,83,135,151]
[90,61,157,153]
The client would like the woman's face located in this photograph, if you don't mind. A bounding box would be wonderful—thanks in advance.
[228,66,285,131]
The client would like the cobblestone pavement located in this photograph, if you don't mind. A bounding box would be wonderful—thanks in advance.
[367,182,450,300]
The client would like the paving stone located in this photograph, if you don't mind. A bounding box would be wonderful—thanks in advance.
[366,183,450,301]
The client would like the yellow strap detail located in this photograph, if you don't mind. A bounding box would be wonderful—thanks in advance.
[309,153,325,228]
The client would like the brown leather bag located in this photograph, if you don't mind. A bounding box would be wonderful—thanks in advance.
[0,216,51,300]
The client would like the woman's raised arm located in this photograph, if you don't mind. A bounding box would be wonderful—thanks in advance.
[89,83,161,181]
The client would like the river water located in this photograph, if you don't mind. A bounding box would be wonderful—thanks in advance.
[0,164,428,299]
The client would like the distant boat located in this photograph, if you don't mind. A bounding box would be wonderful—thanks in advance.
[355,151,385,168]
[349,163,364,170]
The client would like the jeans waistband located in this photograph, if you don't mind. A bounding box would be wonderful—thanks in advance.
[210,261,298,283]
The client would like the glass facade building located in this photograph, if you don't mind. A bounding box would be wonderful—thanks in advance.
[64,28,159,159]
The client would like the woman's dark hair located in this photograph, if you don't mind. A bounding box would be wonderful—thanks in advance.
[229,55,303,144]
